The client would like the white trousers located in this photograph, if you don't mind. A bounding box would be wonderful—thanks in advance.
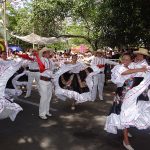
[91,75,98,100]
[26,72,40,97]
[92,73,105,100]
[39,80,52,116]
[98,73,105,99]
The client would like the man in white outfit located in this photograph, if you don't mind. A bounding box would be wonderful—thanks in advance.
[36,48,53,120]
[25,49,40,98]
[91,50,118,100]
[132,48,149,77]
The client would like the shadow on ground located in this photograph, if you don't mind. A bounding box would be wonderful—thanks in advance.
[0,83,150,150]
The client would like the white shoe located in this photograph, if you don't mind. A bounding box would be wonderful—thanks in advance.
[46,113,52,117]
[24,95,30,98]
[39,115,47,120]
[123,141,134,150]
[128,132,132,138]
[99,96,104,100]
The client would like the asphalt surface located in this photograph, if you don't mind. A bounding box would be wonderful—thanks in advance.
[0,83,150,150]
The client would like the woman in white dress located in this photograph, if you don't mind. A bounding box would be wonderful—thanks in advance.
[54,54,100,110]
[0,52,23,121]
[104,53,150,150]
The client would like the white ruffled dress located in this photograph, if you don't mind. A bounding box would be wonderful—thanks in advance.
[0,60,23,121]
[105,64,150,134]
[54,62,100,103]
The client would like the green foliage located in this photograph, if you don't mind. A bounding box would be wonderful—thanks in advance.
[5,0,150,49]
[98,0,150,48]
[47,42,68,51]
[33,0,73,36]
[7,2,33,34]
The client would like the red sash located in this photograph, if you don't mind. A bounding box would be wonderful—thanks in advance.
[97,64,105,68]
[16,53,34,61]
[34,53,45,73]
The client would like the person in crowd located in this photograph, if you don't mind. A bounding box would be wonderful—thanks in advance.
[0,51,7,61]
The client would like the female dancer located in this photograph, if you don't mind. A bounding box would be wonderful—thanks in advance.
[0,57,23,121]
[54,54,100,110]
[105,53,149,150]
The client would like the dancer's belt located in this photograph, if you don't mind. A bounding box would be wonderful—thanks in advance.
[40,76,52,81]
[97,64,105,68]
[99,72,104,74]
[29,69,39,72]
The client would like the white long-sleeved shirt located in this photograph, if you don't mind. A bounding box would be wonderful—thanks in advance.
[129,59,149,77]
[40,57,53,78]
[90,56,118,72]
[28,61,39,70]
[28,56,39,70]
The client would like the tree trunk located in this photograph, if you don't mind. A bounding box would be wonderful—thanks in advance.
[90,40,99,51]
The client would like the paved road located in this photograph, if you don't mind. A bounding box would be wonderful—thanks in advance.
[0,83,150,150]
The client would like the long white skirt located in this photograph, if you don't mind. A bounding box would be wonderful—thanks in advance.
[0,60,23,121]
[54,63,100,103]
[105,73,150,134]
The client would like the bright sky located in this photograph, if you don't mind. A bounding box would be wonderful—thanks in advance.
[9,0,31,8]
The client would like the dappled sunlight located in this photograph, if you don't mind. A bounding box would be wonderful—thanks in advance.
[40,137,52,149]
[93,115,106,126]
[18,136,33,144]
[0,80,123,150]
[105,100,113,105]
[60,114,88,123]
[105,93,115,96]
[40,120,57,128]
[65,125,73,129]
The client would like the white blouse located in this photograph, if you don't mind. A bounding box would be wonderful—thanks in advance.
[111,64,133,87]
[129,59,149,77]
[91,56,118,72]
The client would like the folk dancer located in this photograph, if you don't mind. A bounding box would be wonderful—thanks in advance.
[25,49,40,98]
[0,51,23,121]
[91,50,118,100]
[54,54,100,110]
[105,52,150,150]
[34,48,54,120]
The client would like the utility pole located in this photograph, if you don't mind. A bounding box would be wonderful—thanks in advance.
[0,0,7,54]
[3,0,7,47]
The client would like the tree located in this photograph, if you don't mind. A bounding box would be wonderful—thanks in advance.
[6,0,150,50]
[98,0,150,49]
[33,0,73,37]
[7,1,33,35]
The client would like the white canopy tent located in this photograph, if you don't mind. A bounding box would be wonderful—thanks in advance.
[11,33,66,45]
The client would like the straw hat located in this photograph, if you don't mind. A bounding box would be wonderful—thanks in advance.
[96,49,102,52]
[39,47,52,58]
[133,48,150,56]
